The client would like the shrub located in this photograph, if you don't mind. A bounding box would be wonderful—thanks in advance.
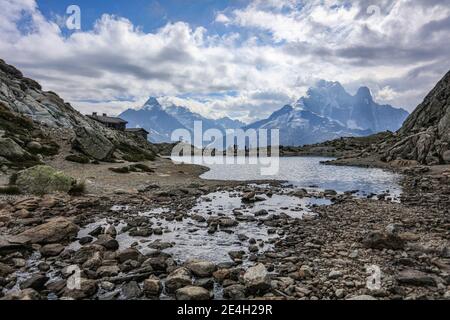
[69,180,86,195]
[15,165,76,195]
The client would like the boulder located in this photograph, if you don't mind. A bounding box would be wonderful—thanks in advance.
[15,165,76,195]
[362,231,405,250]
[186,260,217,278]
[13,217,79,244]
[40,243,65,257]
[165,267,192,293]
[223,284,246,300]
[0,138,32,161]
[121,281,142,299]
[93,235,119,251]
[176,286,211,300]
[143,276,162,297]
[73,126,114,161]
[116,248,142,263]
[62,278,98,300]
[243,264,271,295]
[1,288,40,300]
[0,262,14,277]
[97,265,120,278]
[20,274,49,291]
[397,269,437,287]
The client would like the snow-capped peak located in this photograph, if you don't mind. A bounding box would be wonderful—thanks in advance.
[142,97,162,111]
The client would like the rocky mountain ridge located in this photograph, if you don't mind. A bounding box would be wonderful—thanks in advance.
[384,70,450,164]
[0,59,156,168]
[119,98,246,143]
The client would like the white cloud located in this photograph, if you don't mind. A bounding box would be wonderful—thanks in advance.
[0,0,449,122]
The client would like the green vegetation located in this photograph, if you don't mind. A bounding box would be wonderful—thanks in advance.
[69,180,86,195]
[15,165,76,195]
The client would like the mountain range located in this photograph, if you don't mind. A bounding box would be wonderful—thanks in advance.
[119,98,246,143]
[119,81,409,146]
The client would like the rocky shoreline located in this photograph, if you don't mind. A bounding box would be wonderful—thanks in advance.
[0,159,448,301]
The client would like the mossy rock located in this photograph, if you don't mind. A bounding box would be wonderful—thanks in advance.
[15,165,76,195]
[65,154,90,164]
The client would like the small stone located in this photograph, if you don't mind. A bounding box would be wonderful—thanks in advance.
[347,295,377,300]
[335,289,345,299]
[328,270,343,279]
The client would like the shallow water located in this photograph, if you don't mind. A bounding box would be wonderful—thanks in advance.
[69,190,330,264]
[172,156,402,197]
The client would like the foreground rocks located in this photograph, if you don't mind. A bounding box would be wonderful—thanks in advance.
[12,217,79,244]
[0,169,448,301]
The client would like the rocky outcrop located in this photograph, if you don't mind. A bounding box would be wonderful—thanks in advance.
[73,126,115,161]
[384,70,450,164]
[12,217,79,244]
[0,59,157,165]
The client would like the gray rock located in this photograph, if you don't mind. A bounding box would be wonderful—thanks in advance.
[20,274,49,291]
[0,262,14,277]
[94,235,119,251]
[97,265,120,277]
[243,264,271,295]
[176,286,211,300]
[362,231,405,250]
[397,270,437,287]
[116,248,142,263]
[143,276,162,297]
[73,126,115,161]
[165,267,192,293]
[121,281,142,299]
[347,295,377,300]
[0,138,31,161]
[40,243,65,257]
[223,284,246,300]
[186,260,217,278]
[12,217,79,244]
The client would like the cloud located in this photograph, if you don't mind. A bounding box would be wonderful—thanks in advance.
[0,0,449,123]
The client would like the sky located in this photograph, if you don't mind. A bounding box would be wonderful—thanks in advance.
[1,0,450,123]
